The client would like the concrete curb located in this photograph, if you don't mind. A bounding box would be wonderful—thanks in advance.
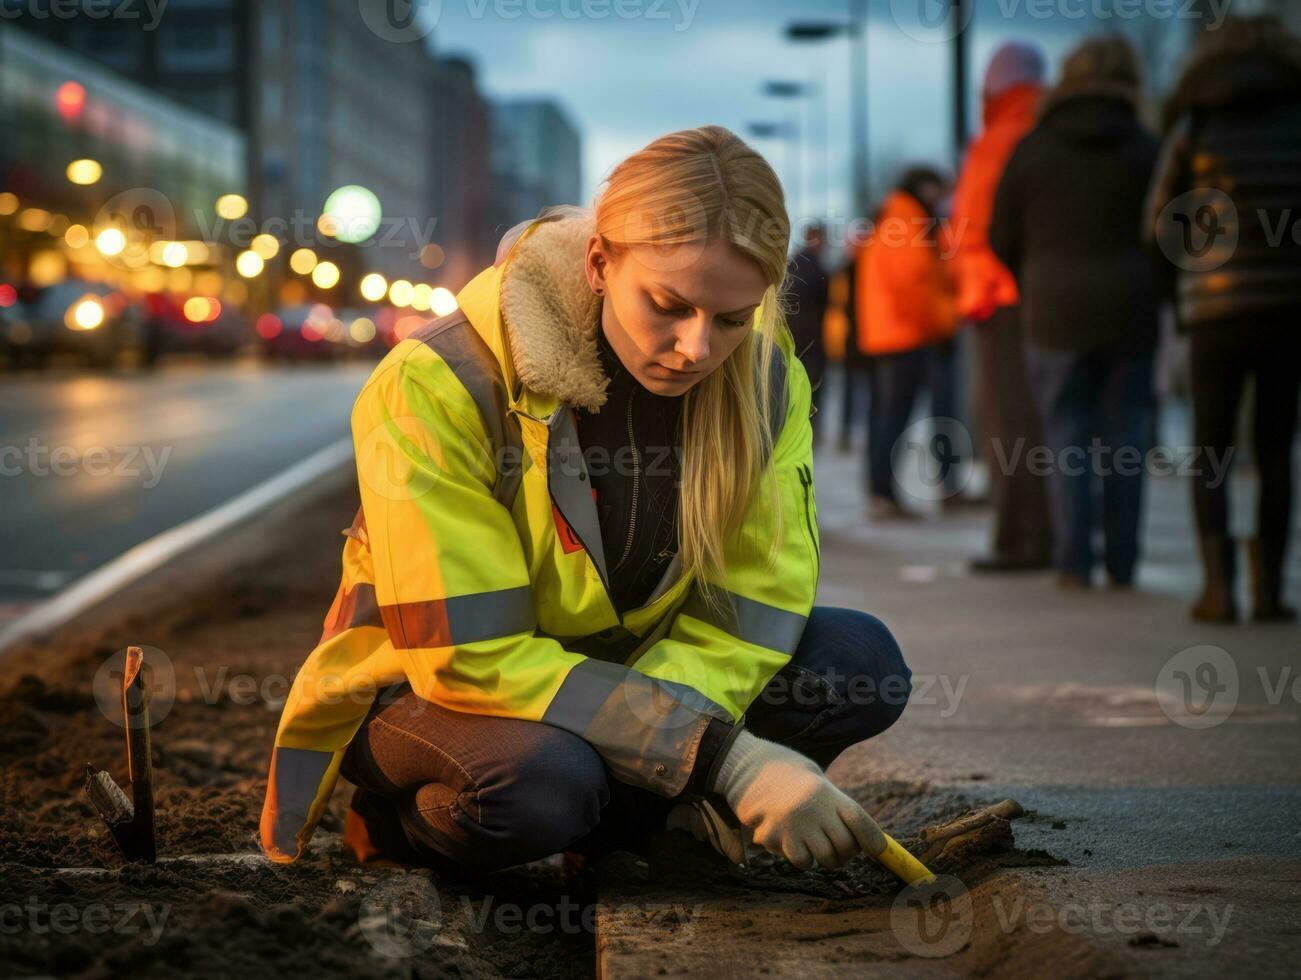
[0,437,354,655]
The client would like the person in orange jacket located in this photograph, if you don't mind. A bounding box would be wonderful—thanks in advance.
[951,40,1053,571]
[855,165,957,520]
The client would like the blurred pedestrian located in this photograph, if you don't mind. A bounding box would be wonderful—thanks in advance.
[991,36,1162,590]
[838,252,872,453]
[786,222,830,444]
[1145,15,1301,622]
[857,166,957,521]
[952,40,1053,572]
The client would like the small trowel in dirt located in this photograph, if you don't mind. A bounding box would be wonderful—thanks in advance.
[85,646,157,863]
[872,831,936,887]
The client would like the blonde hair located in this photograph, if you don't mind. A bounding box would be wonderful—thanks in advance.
[594,125,793,611]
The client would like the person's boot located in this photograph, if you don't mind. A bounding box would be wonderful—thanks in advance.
[1190,535,1238,623]
[1246,536,1296,622]
[869,494,923,522]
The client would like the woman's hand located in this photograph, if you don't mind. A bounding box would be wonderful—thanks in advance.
[711,729,886,869]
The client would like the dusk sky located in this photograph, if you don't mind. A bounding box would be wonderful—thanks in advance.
[424,0,1194,228]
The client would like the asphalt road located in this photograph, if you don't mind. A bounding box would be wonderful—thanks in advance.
[0,359,375,606]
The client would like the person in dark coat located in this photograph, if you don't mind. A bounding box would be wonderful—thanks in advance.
[990,35,1162,590]
[1144,15,1301,622]
[786,222,830,443]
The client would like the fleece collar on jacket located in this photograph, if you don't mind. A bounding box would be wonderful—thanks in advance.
[497,213,611,413]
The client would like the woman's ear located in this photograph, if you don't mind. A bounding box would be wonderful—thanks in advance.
[585,234,608,295]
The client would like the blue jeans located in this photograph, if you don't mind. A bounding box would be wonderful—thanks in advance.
[1022,344,1156,582]
[341,606,912,873]
[867,348,929,500]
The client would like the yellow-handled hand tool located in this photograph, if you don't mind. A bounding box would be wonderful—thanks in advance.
[873,833,936,886]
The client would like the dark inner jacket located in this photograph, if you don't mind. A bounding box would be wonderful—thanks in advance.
[989,93,1162,353]
[575,322,683,616]
[573,324,736,799]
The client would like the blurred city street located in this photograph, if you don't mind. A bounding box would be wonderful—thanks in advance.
[0,361,368,610]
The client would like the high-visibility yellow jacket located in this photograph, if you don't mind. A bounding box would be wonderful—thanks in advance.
[260,211,820,863]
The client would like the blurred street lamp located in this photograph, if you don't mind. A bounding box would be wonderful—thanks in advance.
[289,248,318,275]
[64,224,90,249]
[55,81,86,122]
[69,297,105,330]
[430,287,458,317]
[160,242,189,268]
[18,209,52,232]
[360,272,388,302]
[323,185,382,244]
[747,120,799,221]
[311,261,340,289]
[389,279,414,307]
[251,233,280,260]
[786,2,869,216]
[0,193,18,216]
[65,159,102,186]
[95,228,126,257]
[349,317,377,344]
[951,0,971,165]
[763,79,814,224]
[236,250,265,278]
[215,194,249,220]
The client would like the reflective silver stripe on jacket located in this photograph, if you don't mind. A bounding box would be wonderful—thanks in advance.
[414,312,525,509]
[546,405,610,590]
[680,588,808,655]
[380,585,536,650]
[265,745,338,858]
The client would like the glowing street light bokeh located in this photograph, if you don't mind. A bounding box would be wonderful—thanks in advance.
[322,185,382,244]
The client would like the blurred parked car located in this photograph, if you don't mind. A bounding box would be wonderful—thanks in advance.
[140,292,251,364]
[259,304,346,361]
[0,287,36,368]
[24,280,145,368]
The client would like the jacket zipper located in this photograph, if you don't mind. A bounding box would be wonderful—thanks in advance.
[798,463,819,578]
[615,387,640,571]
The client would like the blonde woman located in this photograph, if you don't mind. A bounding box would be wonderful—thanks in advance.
[260,126,913,875]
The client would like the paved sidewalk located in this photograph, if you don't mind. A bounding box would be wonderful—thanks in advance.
[601,405,1300,979]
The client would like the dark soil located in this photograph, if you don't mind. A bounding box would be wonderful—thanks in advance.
[0,479,1064,979]
[0,483,595,980]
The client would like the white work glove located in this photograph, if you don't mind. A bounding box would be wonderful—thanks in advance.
[711,729,886,870]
